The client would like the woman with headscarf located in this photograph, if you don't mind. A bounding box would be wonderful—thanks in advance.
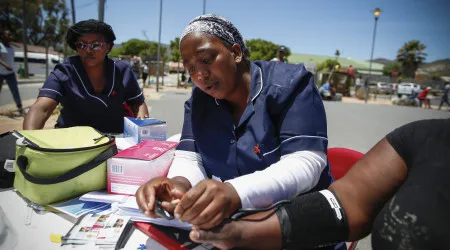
[136,14,342,249]
[24,19,149,134]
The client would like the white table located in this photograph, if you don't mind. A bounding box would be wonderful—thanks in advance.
[0,189,168,250]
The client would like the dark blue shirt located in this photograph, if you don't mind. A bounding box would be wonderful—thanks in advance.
[178,60,332,191]
[38,56,144,133]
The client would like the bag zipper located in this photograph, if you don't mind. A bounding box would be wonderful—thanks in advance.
[13,130,115,153]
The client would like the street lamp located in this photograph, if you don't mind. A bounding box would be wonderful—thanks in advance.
[365,8,381,103]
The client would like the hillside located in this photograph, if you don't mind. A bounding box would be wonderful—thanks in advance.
[369,58,450,76]
[420,59,450,75]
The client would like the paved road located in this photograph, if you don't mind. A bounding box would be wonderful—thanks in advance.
[0,82,42,106]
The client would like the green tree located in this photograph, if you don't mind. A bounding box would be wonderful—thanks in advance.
[120,39,151,56]
[396,40,427,78]
[119,39,167,62]
[382,62,401,77]
[0,0,41,42]
[0,0,69,51]
[169,37,182,85]
[139,42,167,62]
[316,59,340,72]
[245,39,291,61]
[109,47,122,58]
[41,0,70,51]
[169,37,181,62]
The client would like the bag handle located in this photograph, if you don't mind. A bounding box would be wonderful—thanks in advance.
[16,145,117,185]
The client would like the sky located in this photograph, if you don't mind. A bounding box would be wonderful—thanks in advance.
[69,0,450,62]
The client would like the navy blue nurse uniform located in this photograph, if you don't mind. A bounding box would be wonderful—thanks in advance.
[37,56,144,134]
[177,60,333,192]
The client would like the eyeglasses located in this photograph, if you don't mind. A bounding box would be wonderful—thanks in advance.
[75,42,108,51]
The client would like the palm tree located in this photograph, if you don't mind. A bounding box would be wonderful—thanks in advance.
[169,37,181,85]
[396,40,427,78]
[335,49,340,61]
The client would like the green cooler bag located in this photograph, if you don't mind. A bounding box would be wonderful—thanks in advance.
[13,126,117,205]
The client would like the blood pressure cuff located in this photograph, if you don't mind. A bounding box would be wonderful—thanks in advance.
[276,190,349,249]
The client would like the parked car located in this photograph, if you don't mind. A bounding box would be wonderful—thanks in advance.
[397,83,421,97]
[168,61,185,73]
[376,82,392,94]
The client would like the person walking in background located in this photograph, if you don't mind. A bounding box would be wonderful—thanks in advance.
[0,30,23,115]
[346,65,355,87]
[271,46,286,62]
[355,75,362,93]
[346,65,355,79]
[417,86,432,109]
[142,61,149,86]
[439,82,450,111]
[131,56,141,80]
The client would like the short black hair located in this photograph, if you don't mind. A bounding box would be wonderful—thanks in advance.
[66,19,116,51]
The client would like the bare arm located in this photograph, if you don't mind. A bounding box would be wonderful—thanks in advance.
[23,97,58,129]
[330,138,407,240]
[0,57,12,71]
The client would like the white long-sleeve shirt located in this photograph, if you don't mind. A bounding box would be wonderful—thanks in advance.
[167,149,327,209]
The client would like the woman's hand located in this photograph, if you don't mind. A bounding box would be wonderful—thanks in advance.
[135,176,191,218]
[189,210,282,250]
[190,221,244,250]
[174,180,241,229]
[134,102,149,119]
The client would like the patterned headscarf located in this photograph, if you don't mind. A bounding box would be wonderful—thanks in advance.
[180,14,248,55]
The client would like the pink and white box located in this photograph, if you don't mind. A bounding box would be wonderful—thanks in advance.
[107,140,179,195]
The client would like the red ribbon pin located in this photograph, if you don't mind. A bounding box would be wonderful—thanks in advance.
[254,144,261,155]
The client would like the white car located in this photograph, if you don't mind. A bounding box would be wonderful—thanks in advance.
[397,83,421,96]
[376,82,392,94]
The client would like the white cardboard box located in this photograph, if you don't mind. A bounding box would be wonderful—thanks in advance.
[123,117,167,144]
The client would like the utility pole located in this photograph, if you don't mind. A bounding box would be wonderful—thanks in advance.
[22,0,29,78]
[203,0,206,14]
[156,0,163,92]
[98,0,105,22]
[71,0,76,24]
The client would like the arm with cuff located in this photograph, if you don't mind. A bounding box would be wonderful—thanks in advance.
[193,137,408,249]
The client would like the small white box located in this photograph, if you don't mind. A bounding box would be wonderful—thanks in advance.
[107,140,179,196]
[123,117,167,144]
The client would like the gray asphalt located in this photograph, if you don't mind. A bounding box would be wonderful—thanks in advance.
[0,82,42,106]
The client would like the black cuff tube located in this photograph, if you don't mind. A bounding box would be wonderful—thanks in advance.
[277,190,349,249]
